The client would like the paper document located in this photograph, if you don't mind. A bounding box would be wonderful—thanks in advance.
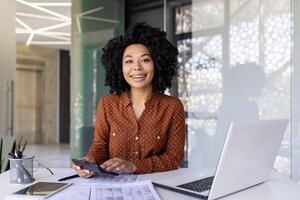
[68,174,140,185]
[90,180,161,200]
[55,171,140,185]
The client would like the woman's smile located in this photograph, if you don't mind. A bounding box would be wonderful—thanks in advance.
[122,44,154,90]
[130,74,147,82]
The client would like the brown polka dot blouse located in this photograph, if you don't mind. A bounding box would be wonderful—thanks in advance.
[86,91,185,174]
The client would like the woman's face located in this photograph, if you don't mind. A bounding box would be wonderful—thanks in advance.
[122,44,154,91]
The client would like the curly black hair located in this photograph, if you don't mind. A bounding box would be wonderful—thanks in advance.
[101,23,179,95]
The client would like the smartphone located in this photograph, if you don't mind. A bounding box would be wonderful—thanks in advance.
[72,158,118,176]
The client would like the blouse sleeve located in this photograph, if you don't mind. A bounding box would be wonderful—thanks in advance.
[85,98,110,165]
[132,99,185,174]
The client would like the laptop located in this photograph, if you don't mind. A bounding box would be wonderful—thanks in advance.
[153,119,289,200]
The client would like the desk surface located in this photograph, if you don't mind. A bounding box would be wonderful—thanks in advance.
[0,168,299,200]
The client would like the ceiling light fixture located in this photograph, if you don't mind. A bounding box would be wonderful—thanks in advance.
[16,0,71,46]
[75,6,120,34]
[16,12,68,22]
[77,6,103,17]
[26,33,34,46]
[16,17,33,32]
[16,17,35,46]
[30,41,71,45]
[31,3,71,7]
[16,0,70,21]
[81,16,120,24]
[39,31,71,36]
[35,33,70,41]
[16,29,71,37]
[75,6,103,33]
[35,22,71,33]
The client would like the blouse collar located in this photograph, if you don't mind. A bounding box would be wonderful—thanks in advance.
[121,90,161,107]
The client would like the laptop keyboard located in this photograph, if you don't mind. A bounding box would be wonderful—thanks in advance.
[177,176,214,193]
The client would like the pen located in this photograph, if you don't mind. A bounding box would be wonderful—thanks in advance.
[21,141,27,154]
[58,174,80,181]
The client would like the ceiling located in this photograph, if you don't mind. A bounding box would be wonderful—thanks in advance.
[16,0,71,49]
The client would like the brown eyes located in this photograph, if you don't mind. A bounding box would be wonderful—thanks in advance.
[142,58,151,63]
[125,60,133,64]
[124,58,152,64]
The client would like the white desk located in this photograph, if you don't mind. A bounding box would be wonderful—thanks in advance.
[0,168,300,200]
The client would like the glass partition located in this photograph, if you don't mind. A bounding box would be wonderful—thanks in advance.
[166,0,294,179]
[292,0,300,182]
[70,0,124,158]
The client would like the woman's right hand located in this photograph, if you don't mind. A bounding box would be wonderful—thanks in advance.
[71,157,96,178]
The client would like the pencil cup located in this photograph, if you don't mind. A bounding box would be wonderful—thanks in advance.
[9,155,34,184]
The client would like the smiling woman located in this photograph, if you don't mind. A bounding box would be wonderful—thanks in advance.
[122,44,155,119]
[72,23,186,177]
[122,44,154,90]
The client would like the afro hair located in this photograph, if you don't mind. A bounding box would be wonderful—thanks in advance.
[101,22,179,95]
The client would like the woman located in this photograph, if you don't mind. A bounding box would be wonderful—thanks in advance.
[73,23,185,177]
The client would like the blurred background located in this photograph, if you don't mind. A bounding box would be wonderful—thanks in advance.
[0,0,299,182]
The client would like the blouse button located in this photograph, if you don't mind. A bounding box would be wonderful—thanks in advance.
[112,133,116,137]
[135,136,139,140]
[135,151,139,155]
[157,136,161,140]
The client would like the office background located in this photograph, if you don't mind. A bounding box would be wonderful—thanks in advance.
[0,0,299,183]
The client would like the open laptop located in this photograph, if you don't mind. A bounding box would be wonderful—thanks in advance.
[153,119,289,200]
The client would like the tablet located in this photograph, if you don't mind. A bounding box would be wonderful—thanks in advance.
[72,158,118,176]
[11,182,71,199]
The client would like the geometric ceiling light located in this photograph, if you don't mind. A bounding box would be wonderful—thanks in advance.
[75,6,120,34]
[15,0,71,46]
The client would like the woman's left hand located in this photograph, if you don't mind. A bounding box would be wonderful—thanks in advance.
[100,158,137,174]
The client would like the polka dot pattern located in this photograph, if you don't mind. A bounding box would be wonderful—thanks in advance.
[86,91,185,174]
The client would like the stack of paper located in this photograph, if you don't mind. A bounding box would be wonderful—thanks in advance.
[48,181,161,200]
[49,172,161,200]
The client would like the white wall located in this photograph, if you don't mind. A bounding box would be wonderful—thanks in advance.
[0,0,15,171]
